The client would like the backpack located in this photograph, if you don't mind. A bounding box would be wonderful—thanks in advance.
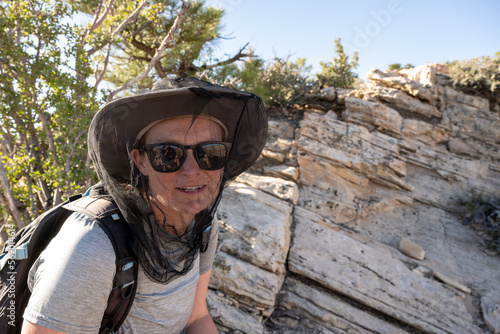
[0,189,138,334]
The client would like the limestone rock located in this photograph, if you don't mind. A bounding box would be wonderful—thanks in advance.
[288,207,482,334]
[207,290,263,334]
[438,85,490,110]
[433,271,471,294]
[210,252,284,311]
[364,85,442,119]
[444,100,500,147]
[300,111,413,191]
[400,64,437,86]
[398,237,426,260]
[318,86,336,101]
[344,97,403,136]
[274,278,410,333]
[235,173,299,205]
[367,68,439,105]
[217,180,292,275]
[401,118,449,146]
[209,62,500,334]
[261,148,286,163]
[263,165,299,181]
[268,119,296,139]
[482,297,500,333]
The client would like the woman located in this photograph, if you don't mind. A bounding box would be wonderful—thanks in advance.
[21,77,268,333]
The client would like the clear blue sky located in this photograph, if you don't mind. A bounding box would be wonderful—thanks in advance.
[204,0,500,80]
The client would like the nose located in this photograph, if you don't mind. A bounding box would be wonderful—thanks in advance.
[179,149,200,173]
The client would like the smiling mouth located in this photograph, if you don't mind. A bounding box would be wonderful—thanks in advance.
[177,186,205,192]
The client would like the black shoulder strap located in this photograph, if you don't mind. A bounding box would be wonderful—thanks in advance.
[64,196,137,334]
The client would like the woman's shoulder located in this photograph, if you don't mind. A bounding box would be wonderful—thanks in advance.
[33,211,117,275]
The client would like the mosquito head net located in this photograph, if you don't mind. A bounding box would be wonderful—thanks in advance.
[88,77,268,283]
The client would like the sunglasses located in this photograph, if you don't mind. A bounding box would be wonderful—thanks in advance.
[139,141,232,173]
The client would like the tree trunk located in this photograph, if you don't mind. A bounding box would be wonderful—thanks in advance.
[0,157,26,229]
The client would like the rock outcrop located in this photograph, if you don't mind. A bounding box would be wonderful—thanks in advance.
[209,64,500,333]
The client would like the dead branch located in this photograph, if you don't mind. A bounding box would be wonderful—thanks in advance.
[106,0,190,102]
[192,42,254,71]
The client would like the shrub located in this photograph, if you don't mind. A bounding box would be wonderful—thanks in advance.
[388,63,414,71]
[200,56,315,107]
[316,38,359,88]
[461,192,500,253]
[257,56,316,107]
[448,53,500,92]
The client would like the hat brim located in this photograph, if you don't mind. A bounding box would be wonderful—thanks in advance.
[88,86,268,183]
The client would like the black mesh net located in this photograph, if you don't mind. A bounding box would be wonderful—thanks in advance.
[89,77,267,284]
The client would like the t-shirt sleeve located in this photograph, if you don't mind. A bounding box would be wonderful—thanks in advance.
[199,218,219,275]
[24,212,116,334]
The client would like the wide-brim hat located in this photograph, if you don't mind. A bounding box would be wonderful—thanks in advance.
[88,77,268,183]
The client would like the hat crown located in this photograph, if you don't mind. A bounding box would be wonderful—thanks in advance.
[152,77,217,92]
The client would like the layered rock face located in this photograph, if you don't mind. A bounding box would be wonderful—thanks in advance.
[209,65,500,334]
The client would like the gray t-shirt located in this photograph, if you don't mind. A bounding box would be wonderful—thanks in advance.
[24,212,218,334]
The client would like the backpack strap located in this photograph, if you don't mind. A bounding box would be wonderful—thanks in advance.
[0,194,82,333]
[64,196,137,334]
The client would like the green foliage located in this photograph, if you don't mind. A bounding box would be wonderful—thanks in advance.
[104,0,228,91]
[0,0,255,225]
[198,57,267,97]
[199,56,315,107]
[316,38,359,88]
[0,0,97,221]
[448,54,500,92]
[388,63,414,71]
[213,254,231,273]
[260,57,315,107]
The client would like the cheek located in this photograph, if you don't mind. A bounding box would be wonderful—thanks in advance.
[208,170,224,190]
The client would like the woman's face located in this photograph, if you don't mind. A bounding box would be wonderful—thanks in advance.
[131,117,224,230]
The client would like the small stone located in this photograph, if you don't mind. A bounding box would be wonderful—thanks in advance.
[398,237,425,260]
[481,297,500,333]
[433,271,471,294]
[318,87,336,101]
[261,149,286,163]
[264,165,300,181]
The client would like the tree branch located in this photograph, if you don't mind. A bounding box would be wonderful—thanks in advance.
[193,42,254,71]
[111,0,148,37]
[130,37,155,56]
[87,0,149,57]
[0,154,25,228]
[94,45,111,88]
[38,112,60,167]
[90,0,117,33]
[106,0,190,102]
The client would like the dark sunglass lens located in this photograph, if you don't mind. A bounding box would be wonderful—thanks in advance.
[150,145,184,172]
[197,143,227,170]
